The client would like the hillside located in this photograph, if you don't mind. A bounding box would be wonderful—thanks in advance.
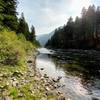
[36,31,54,46]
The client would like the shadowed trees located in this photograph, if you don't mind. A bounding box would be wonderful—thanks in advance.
[46,5,100,49]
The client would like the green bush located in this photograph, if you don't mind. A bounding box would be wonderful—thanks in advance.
[0,29,33,66]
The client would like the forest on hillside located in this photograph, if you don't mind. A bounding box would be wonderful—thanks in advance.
[0,0,40,67]
[46,5,100,49]
[0,0,39,43]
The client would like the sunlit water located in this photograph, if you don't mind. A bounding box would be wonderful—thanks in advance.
[36,48,100,100]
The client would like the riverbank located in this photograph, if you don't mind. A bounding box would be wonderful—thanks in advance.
[0,50,65,100]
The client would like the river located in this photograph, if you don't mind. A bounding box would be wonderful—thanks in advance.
[36,48,100,100]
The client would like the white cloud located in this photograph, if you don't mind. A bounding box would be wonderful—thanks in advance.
[17,0,99,35]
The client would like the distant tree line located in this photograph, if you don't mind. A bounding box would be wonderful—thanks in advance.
[46,5,100,49]
[0,0,36,43]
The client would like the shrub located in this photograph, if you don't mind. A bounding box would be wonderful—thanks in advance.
[0,29,26,66]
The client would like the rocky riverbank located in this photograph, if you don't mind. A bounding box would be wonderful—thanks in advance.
[0,50,65,100]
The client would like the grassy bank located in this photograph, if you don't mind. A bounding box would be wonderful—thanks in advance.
[0,29,60,100]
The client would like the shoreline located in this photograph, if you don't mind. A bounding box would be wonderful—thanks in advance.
[0,50,64,100]
[27,50,66,100]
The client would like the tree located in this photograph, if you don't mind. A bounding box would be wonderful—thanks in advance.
[67,17,74,40]
[0,0,5,26]
[86,5,96,39]
[28,25,36,42]
[2,0,18,31]
[81,7,87,40]
[46,5,100,49]
[17,13,30,39]
[74,16,81,39]
[96,6,100,37]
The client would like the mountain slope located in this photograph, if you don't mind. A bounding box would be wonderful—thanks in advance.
[36,31,54,46]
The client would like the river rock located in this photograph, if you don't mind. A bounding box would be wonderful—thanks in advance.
[57,91,63,95]
[45,87,50,91]
[0,74,3,77]
[40,68,44,70]
[18,93,24,97]
[12,81,19,87]
[44,74,49,78]
[58,95,65,100]
[1,96,12,100]
[92,97,99,100]
[57,76,62,81]
[52,77,61,83]
[27,60,33,63]
[45,91,54,96]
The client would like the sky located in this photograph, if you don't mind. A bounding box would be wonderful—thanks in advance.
[17,0,100,35]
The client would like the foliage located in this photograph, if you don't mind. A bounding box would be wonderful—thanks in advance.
[0,0,18,31]
[28,25,36,42]
[17,13,30,39]
[0,29,34,67]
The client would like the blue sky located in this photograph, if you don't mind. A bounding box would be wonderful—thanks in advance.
[17,0,100,35]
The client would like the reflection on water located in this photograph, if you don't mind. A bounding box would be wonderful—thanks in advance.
[36,54,65,78]
[36,48,100,100]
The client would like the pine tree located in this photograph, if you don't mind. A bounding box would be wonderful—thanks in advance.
[0,0,5,26]
[86,5,96,39]
[96,6,100,37]
[2,0,18,31]
[17,13,30,39]
[29,25,36,42]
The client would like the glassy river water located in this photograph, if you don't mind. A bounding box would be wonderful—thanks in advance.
[36,48,100,100]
